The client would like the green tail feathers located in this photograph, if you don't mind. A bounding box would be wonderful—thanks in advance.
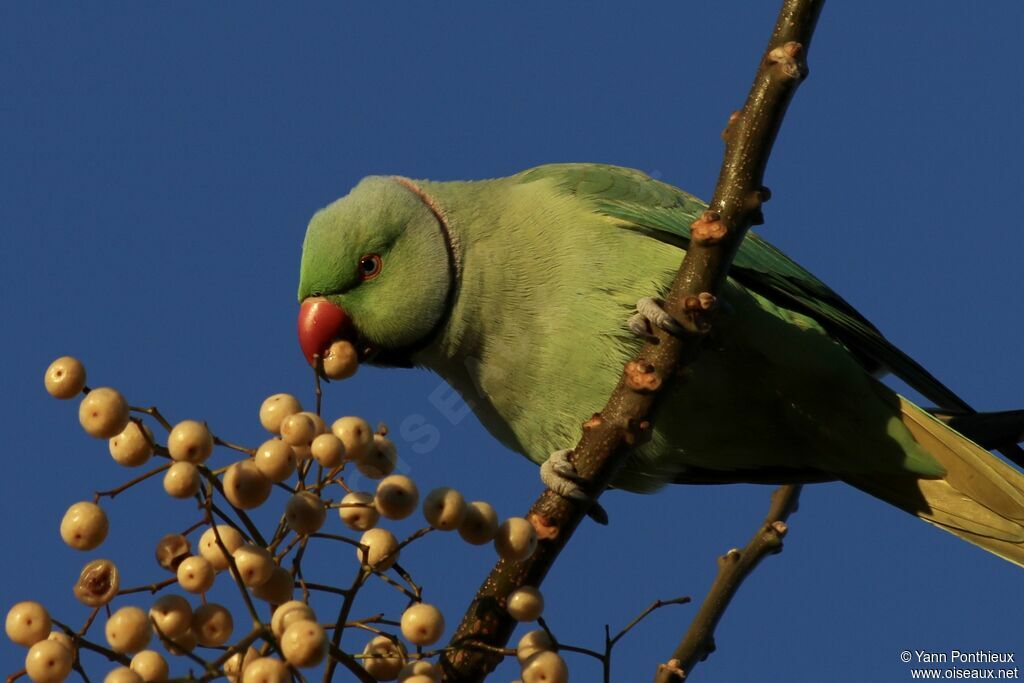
[849,397,1024,568]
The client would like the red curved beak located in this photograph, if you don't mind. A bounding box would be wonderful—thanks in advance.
[298,298,354,367]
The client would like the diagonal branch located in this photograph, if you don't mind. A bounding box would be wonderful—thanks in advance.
[439,0,824,680]
[654,484,802,681]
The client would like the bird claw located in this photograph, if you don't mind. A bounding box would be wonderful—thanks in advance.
[540,449,609,524]
[630,297,685,338]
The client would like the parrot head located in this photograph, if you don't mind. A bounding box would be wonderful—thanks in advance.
[297,176,454,369]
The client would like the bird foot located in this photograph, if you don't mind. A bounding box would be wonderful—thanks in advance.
[539,449,609,524]
[628,297,685,339]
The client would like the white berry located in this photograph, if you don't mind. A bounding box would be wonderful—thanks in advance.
[105,606,151,654]
[422,487,467,531]
[109,421,153,467]
[259,393,302,434]
[199,525,245,571]
[400,603,445,646]
[375,475,419,520]
[507,586,544,622]
[281,619,327,668]
[458,501,499,545]
[25,639,72,683]
[495,517,538,562]
[163,462,201,499]
[78,387,129,439]
[44,356,86,400]
[358,528,400,570]
[176,555,216,593]
[60,501,109,551]
[167,420,213,464]
[339,492,380,531]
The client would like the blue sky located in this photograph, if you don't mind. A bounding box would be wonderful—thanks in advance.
[2,2,1022,681]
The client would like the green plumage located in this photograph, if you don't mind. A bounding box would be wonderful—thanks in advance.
[298,163,1024,565]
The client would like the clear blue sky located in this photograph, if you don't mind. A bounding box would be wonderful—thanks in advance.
[2,2,1022,681]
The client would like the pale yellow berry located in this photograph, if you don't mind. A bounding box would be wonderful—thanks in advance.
[516,629,554,664]
[78,387,129,438]
[339,492,380,531]
[280,413,318,448]
[60,501,109,551]
[103,668,142,683]
[322,339,359,380]
[458,501,499,545]
[176,555,215,594]
[281,619,327,668]
[168,420,213,464]
[285,491,326,535]
[331,416,373,461]
[362,636,406,681]
[355,436,394,479]
[252,566,294,605]
[224,646,259,682]
[74,559,119,606]
[232,544,275,587]
[422,487,467,531]
[6,601,52,646]
[105,606,151,654]
[399,603,444,646]
[398,661,441,682]
[109,422,153,467]
[191,603,232,647]
[223,460,272,510]
[199,525,245,571]
[254,439,296,483]
[44,356,86,400]
[148,594,192,640]
[129,650,169,682]
[259,393,303,434]
[521,650,568,683]
[46,631,76,659]
[270,601,315,639]
[25,638,73,683]
[375,475,419,520]
[155,534,190,572]
[163,462,200,499]
[495,517,538,562]
[507,586,544,622]
[241,657,290,683]
[358,528,400,571]
[311,433,345,468]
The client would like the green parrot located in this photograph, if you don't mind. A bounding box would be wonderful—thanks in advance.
[296,163,1024,566]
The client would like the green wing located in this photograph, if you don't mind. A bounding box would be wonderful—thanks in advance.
[516,163,973,413]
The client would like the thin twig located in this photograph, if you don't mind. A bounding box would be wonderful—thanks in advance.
[323,564,372,682]
[129,405,173,432]
[93,462,171,502]
[654,485,802,681]
[116,576,177,596]
[212,435,256,456]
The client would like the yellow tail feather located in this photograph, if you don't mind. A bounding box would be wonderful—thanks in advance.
[849,397,1024,568]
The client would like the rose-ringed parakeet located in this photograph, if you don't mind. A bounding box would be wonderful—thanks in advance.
[296,163,1024,566]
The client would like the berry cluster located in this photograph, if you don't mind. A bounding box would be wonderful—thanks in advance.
[8,356,571,682]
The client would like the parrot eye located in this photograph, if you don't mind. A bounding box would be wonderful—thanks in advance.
[358,254,382,280]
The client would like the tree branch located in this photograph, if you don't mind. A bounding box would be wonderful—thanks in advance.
[653,484,802,681]
[439,1,824,679]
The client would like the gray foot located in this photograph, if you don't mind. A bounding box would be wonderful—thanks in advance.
[628,297,685,338]
[540,449,609,524]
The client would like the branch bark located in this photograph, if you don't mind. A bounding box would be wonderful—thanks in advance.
[440,0,824,680]
[654,484,802,682]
